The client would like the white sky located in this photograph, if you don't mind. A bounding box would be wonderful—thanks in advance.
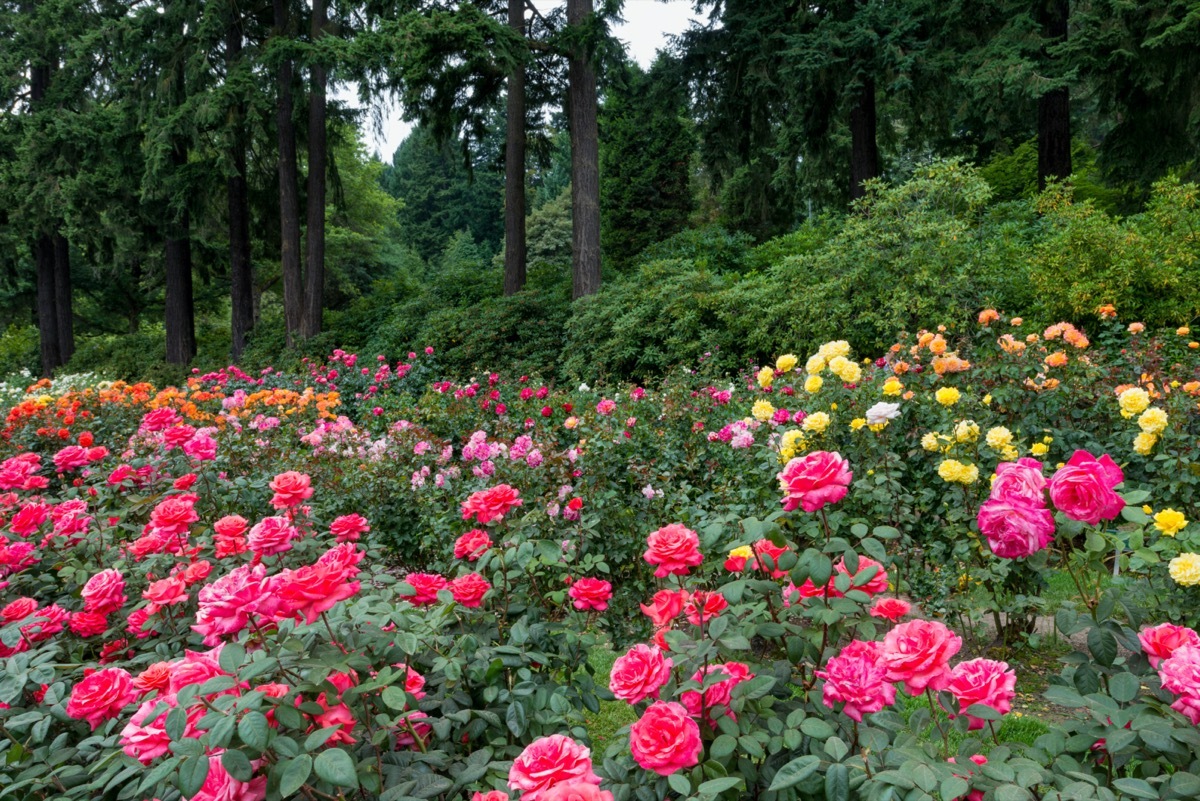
[349,1,702,161]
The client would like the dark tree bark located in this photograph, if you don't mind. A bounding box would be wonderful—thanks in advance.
[848,75,879,201]
[274,0,303,346]
[503,0,527,296]
[567,0,601,299]
[227,18,254,360]
[164,57,195,365]
[301,0,327,339]
[34,237,59,377]
[53,234,73,364]
[1037,0,1071,190]
[128,258,142,334]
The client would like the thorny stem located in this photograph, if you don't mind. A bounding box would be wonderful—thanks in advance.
[926,687,951,759]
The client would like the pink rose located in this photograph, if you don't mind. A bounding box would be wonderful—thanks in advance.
[455,529,493,560]
[1,596,37,622]
[947,658,1016,729]
[869,598,912,622]
[192,754,267,801]
[193,563,271,645]
[834,556,889,596]
[149,495,198,537]
[143,576,189,615]
[69,611,109,638]
[66,668,136,729]
[640,590,685,627]
[268,470,314,509]
[449,572,492,608]
[330,514,370,543]
[82,569,126,615]
[508,735,601,801]
[462,484,523,524]
[1141,623,1200,668]
[683,590,728,626]
[680,662,752,724]
[990,458,1046,503]
[776,451,853,513]
[814,640,896,722]
[752,539,789,578]
[247,516,298,557]
[120,701,172,764]
[609,644,673,703]
[473,793,511,801]
[401,573,448,606]
[543,784,614,801]
[977,496,1055,559]
[643,524,703,578]
[568,578,613,611]
[881,619,963,695]
[273,563,362,624]
[1157,645,1200,724]
[1048,450,1125,525]
[628,701,702,776]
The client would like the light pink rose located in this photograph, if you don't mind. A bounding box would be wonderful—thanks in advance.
[814,640,896,722]
[947,658,1016,729]
[881,619,963,695]
[628,701,702,776]
[609,644,673,704]
[977,496,1055,559]
[1157,645,1200,724]
[507,735,601,801]
[1048,450,1125,525]
[990,458,1046,503]
[776,451,853,513]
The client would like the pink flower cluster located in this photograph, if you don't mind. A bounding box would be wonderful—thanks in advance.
[977,458,1055,559]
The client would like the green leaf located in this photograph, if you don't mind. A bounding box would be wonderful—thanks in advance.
[768,755,820,791]
[941,777,969,801]
[1112,778,1158,799]
[801,717,834,739]
[667,772,692,795]
[221,749,254,783]
[178,755,210,798]
[313,749,358,788]
[218,642,246,673]
[709,734,737,759]
[237,711,270,752]
[825,762,849,801]
[279,755,313,797]
[1109,672,1141,703]
[381,685,409,711]
[506,700,528,737]
[697,777,743,795]
[1088,627,1118,667]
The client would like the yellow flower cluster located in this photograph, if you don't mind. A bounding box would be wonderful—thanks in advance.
[935,387,961,406]
[1139,407,1168,435]
[1118,387,1151,418]
[954,420,980,443]
[779,429,807,461]
[938,459,979,484]
[827,356,862,384]
[1155,509,1188,537]
[803,412,831,434]
[1169,553,1200,587]
[922,432,948,452]
[752,399,775,422]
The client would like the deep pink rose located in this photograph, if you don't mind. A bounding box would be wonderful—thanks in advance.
[455,529,493,560]
[680,662,753,725]
[330,513,370,543]
[401,573,448,606]
[1,596,37,622]
[449,572,492,607]
[568,578,612,611]
[777,451,853,513]
[990,458,1047,503]
[66,668,136,729]
[609,644,673,703]
[1140,623,1200,668]
[508,735,601,801]
[82,569,126,615]
[247,516,297,557]
[977,496,1055,559]
[473,793,511,801]
[881,619,963,695]
[191,754,267,801]
[149,495,198,537]
[543,784,614,801]
[628,701,702,776]
[947,658,1016,729]
[1157,645,1200,724]
[643,524,703,578]
[462,484,523,524]
[69,611,109,638]
[834,556,889,596]
[1048,450,1125,525]
[193,563,270,645]
[815,640,896,722]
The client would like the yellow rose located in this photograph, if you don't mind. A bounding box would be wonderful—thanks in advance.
[804,375,823,394]
[802,412,830,434]
[869,422,888,433]
[1138,407,1168,435]
[921,432,941,452]
[985,426,1013,450]
[1169,553,1200,586]
[752,399,775,422]
[827,355,850,376]
[982,394,993,405]
[850,418,867,431]
[836,362,863,384]
[727,545,753,561]
[1031,442,1049,456]
[564,416,579,429]
[1155,509,1188,537]
[935,387,961,406]
[1133,431,1158,456]
[780,429,806,453]
[757,366,775,389]
[882,377,903,396]
[1118,387,1151,418]
[1143,505,1154,515]
[776,354,798,374]
[819,340,851,360]
[805,354,826,375]
[954,420,980,443]
[937,459,978,484]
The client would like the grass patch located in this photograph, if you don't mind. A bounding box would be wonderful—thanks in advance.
[894,692,1050,753]
[584,647,637,755]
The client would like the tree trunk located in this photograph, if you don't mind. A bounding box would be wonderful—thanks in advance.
[128,258,142,334]
[1037,0,1071,190]
[301,0,327,339]
[34,237,59,377]
[503,0,527,296]
[567,0,601,299]
[164,57,195,365]
[274,0,303,346]
[227,18,254,360]
[849,75,879,201]
[53,234,73,364]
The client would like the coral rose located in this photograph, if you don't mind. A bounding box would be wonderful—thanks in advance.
[268,470,314,509]
[454,529,493,561]
[449,572,492,608]
[462,484,523,524]
[640,589,685,627]
[881,619,963,695]
[330,513,370,543]
[1048,450,1125,525]
[683,590,728,626]
[643,523,703,578]
[66,667,136,729]
[609,644,673,704]
[508,735,601,801]
[628,701,702,776]
[777,451,853,513]
[869,598,912,621]
[568,578,612,611]
[401,572,448,606]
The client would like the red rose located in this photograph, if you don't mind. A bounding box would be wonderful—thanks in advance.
[401,573,448,606]
[449,572,492,608]
[66,667,136,729]
[454,529,493,561]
